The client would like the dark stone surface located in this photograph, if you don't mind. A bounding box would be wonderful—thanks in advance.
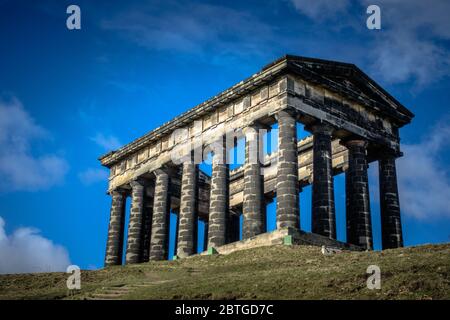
[226,213,241,243]
[104,190,126,266]
[203,220,209,251]
[344,139,373,250]
[311,124,336,239]
[140,197,153,263]
[379,155,403,249]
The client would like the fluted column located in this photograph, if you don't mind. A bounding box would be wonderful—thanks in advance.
[176,160,198,258]
[242,126,264,239]
[149,170,171,261]
[105,189,126,266]
[311,124,336,239]
[344,139,373,250]
[207,137,229,248]
[125,179,146,264]
[379,155,403,249]
[276,110,300,229]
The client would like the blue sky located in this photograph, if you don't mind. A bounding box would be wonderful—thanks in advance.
[0,0,449,273]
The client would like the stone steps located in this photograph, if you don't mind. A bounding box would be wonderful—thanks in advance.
[85,280,173,300]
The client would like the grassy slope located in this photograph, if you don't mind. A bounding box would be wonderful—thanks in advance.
[0,243,449,300]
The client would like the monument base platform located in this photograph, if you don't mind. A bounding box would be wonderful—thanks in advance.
[200,227,364,256]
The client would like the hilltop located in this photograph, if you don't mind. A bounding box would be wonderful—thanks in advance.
[0,243,449,300]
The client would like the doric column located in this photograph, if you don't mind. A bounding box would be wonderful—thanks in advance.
[276,110,300,229]
[177,160,198,258]
[379,155,403,249]
[207,137,229,248]
[141,198,153,263]
[242,126,264,239]
[344,139,373,250]
[311,124,336,239]
[104,189,126,266]
[125,179,146,264]
[149,170,171,261]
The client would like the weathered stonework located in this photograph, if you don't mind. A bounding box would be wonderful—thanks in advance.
[379,155,403,249]
[149,170,171,261]
[125,180,146,264]
[242,125,264,239]
[104,190,126,266]
[141,196,153,262]
[207,137,229,248]
[344,139,373,250]
[276,110,300,229]
[176,160,199,258]
[310,124,336,239]
[100,55,413,266]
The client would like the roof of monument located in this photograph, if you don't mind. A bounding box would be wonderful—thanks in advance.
[99,54,414,167]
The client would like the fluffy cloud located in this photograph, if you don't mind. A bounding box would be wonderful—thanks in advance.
[90,133,121,151]
[290,0,450,87]
[78,167,109,185]
[0,216,71,274]
[0,99,68,192]
[101,1,276,60]
[363,0,450,87]
[290,0,350,20]
[396,120,450,219]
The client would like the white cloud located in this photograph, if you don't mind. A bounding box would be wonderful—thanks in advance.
[101,1,276,60]
[0,99,68,192]
[289,0,450,87]
[396,120,450,219]
[372,31,450,86]
[290,0,350,20]
[363,0,450,87]
[90,133,121,151]
[0,216,71,274]
[78,168,109,185]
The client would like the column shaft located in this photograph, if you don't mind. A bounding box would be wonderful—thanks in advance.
[208,137,229,248]
[125,180,146,264]
[242,126,264,239]
[177,161,199,258]
[276,110,300,229]
[379,156,403,249]
[311,125,336,239]
[141,200,153,263]
[104,190,126,266]
[149,171,171,261]
[345,140,373,250]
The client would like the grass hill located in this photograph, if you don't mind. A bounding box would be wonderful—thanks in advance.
[0,243,449,300]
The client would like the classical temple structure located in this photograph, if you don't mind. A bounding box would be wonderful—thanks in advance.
[99,55,414,266]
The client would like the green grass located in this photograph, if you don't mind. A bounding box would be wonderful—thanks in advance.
[1,243,449,300]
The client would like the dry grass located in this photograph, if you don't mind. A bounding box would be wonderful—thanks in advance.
[0,243,449,300]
